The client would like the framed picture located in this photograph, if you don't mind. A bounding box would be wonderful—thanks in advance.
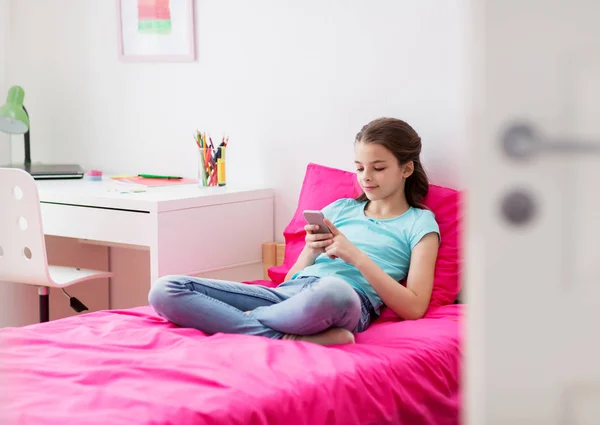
[117,0,196,62]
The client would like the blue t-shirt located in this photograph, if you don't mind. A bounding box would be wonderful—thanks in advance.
[294,198,440,315]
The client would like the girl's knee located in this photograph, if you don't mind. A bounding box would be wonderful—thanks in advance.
[148,275,187,311]
[314,277,360,312]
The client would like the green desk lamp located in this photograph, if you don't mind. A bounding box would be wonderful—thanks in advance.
[0,86,83,179]
[0,86,32,167]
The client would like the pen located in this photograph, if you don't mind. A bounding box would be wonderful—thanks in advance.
[138,174,183,180]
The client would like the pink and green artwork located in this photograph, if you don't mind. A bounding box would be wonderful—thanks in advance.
[118,0,196,61]
[137,0,172,35]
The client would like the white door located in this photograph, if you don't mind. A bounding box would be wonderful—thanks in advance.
[466,1,600,424]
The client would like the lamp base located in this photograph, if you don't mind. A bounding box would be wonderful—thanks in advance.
[3,162,84,180]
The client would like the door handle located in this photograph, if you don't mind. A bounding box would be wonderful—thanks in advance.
[502,122,600,159]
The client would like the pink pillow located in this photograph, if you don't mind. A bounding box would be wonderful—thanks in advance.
[268,162,462,313]
[420,184,463,309]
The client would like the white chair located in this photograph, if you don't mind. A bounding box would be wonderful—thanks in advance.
[0,167,112,323]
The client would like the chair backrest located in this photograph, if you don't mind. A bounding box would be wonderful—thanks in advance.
[0,168,51,286]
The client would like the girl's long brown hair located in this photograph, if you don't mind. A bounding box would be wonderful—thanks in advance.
[355,117,429,209]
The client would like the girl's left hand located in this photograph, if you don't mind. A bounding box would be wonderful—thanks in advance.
[323,218,364,267]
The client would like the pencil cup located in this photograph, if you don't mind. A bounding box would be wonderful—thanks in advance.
[198,148,218,187]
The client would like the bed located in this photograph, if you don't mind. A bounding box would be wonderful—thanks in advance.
[0,163,463,425]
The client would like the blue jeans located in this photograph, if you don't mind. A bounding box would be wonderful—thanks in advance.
[148,275,374,339]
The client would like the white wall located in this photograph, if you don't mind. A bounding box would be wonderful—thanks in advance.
[6,0,467,240]
[0,0,10,164]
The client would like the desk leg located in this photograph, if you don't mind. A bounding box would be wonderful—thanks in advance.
[107,222,163,309]
[149,217,161,286]
[149,243,160,286]
[109,245,151,309]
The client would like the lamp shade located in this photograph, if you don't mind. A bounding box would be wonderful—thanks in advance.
[0,86,30,134]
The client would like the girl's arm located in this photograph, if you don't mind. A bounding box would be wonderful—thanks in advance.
[322,218,439,320]
[354,233,439,320]
[284,225,334,281]
[284,246,319,281]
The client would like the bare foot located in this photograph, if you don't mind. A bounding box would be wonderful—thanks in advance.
[283,328,355,346]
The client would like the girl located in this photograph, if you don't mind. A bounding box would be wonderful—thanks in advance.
[148,117,440,346]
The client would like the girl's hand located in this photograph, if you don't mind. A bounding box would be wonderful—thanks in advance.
[304,224,333,256]
[322,218,365,266]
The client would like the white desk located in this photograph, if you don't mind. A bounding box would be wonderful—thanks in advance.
[37,179,274,285]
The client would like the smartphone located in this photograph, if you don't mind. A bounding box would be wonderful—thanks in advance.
[303,210,331,234]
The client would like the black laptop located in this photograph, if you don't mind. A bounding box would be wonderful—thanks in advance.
[14,163,85,180]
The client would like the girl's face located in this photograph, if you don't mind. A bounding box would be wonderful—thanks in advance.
[354,142,413,201]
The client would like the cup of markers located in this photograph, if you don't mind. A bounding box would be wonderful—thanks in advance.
[195,131,228,188]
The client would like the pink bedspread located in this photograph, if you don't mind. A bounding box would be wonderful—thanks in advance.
[0,297,462,425]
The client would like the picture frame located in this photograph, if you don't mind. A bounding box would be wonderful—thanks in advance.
[116,0,196,62]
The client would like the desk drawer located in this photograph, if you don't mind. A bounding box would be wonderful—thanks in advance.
[41,203,153,246]
[154,198,273,276]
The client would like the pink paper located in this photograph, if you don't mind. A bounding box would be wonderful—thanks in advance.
[115,176,197,187]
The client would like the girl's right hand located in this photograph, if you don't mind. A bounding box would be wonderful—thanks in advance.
[304,224,333,255]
